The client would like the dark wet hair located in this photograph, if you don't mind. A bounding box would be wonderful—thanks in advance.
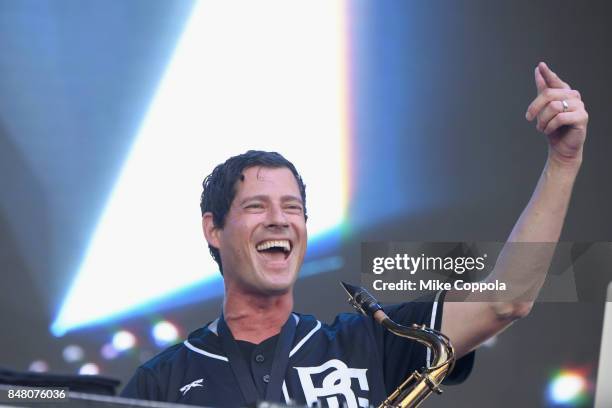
[200,150,307,273]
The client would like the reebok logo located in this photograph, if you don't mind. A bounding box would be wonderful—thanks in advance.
[180,378,204,395]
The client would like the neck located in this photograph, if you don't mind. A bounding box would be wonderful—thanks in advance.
[223,284,293,344]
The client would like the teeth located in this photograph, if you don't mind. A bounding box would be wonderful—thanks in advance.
[256,240,291,252]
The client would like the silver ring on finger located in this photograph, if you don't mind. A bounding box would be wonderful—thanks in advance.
[561,100,569,112]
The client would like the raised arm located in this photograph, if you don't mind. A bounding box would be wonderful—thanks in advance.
[441,62,589,358]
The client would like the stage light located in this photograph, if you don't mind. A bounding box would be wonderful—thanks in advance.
[112,330,136,352]
[548,369,588,406]
[100,343,119,360]
[152,320,179,346]
[51,0,350,337]
[62,344,84,363]
[28,360,48,373]
[79,363,100,375]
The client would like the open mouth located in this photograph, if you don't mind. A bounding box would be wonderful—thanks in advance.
[255,239,292,262]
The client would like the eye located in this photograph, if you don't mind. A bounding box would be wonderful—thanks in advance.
[245,203,264,210]
[285,204,303,212]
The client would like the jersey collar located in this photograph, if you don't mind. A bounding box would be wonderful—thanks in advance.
[184,312,322,362]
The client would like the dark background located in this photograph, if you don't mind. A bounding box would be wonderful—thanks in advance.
[1,1,611,407]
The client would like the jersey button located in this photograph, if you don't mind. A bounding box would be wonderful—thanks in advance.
[255,354,265,363]
[263,374,271,383]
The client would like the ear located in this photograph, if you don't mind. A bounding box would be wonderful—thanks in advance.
[202,212,221,248]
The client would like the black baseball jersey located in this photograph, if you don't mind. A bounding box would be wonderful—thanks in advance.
[121,291,475,407]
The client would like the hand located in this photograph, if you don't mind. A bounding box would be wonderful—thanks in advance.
[525,62,589,166]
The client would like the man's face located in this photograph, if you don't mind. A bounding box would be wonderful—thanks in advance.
[212,166,307,295]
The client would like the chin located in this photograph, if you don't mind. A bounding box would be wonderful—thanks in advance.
[257,274,297,295]
[261,285,292,296]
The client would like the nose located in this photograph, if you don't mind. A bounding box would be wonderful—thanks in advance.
[265,203,289,229]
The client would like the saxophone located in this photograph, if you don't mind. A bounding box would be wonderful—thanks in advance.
[340,282,456,408]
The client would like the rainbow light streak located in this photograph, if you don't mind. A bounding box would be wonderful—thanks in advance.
[51,0,351,336]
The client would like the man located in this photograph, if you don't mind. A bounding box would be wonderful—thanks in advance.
[121,62,589,407]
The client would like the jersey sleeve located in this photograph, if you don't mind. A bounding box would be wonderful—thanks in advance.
[120,366,162,401]
[377,290,475,394]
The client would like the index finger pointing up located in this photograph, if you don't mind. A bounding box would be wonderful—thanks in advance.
[535,65,547,94]
[539,62,571,89]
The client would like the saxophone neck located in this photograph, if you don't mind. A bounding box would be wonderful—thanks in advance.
[340,281,456,407]
[381,316,455,370]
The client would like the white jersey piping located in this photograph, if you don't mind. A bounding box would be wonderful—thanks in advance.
[282,381,290,402]
[289,320,321,358]
[184,340,229,362]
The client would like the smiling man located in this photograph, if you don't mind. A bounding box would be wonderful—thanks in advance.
[206,165,307,300]
[121,62,589,407]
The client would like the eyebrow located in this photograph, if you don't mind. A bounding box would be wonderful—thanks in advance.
[238,195,303,206]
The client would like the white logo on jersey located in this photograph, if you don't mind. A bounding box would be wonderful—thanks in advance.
[294,359,369,408]
[180,378,204,395]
